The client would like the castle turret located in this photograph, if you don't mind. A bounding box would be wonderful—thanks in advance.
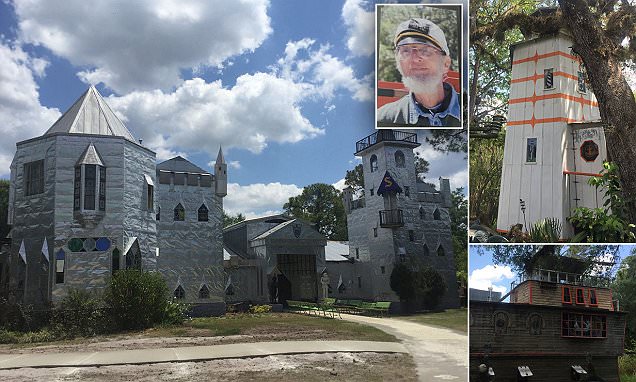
[215,147,227,197]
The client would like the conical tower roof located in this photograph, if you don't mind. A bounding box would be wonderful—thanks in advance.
[44,85,136,142]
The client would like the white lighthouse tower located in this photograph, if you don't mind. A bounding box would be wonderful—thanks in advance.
[497,29,606,239]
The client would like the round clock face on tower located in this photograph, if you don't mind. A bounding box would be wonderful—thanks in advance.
[580,140,600,162]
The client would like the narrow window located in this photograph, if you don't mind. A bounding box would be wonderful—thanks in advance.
[578,71,586,93]
[395,150,405,168]
[99,166,106,211]
[55,249,65,284]
[381,266,385,274]
[199,284,210,299]
[423,243,430,256]
[174,203,185,221]
[174,285,185,299]
[355,248,359,259]
[409,230,414,241]
[112,248,120,274]
[373,227,378,237]
[404,186,410,197]
[156,206,160,221]
[433,208,441,220]
[370,188,374,196]
[358,276,362,288]
[576,288,586,305]
[370,155,378,173]
[84,164,96,210]
[147,184,154,211]
[526,138,537,163]
[198,204,209,222]
[24,160,44,196]
[73,167,81,210]
[437,245,445,256]
[562,286,572,304]
[419,206,425,220]
[589,289,598,306]
[544,68,554,89]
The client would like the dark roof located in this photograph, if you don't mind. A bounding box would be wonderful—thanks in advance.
[157,156,208,174]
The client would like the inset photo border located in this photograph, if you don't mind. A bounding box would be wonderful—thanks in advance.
[376,3,464,129]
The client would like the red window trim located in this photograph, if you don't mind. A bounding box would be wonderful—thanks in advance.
[561,312,607,339]
[562,286,572,304]
[575,287,586,305]
[588,289,598,306]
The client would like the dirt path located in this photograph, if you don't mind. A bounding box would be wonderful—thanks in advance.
[339,314,467,381]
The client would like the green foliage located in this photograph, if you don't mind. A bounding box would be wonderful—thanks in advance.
[0,328,55,344]
[568,162,636,243]
[283,183,347,240]
[450,188,468,284]
[612,253,636,347]
[162,300,188,326]
[223,212,245,227]
[619,354,636,381]
[469,134,504,227]
[51,289,109,338]
[104,270,171,331]
[390,261,447,310]
[528,217,562,242]
[249,304,272,314]
[345,164,364,195]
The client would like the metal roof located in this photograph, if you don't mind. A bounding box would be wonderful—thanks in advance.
[325,241,350,262]
[156,156,209,174]
[44,85,136,142]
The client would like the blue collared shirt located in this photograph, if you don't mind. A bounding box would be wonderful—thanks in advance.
[407,82,461,126]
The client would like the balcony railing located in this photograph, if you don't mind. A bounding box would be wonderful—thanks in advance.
[379,209,404,227]
[509,268,612,290]
[355,130,418,154]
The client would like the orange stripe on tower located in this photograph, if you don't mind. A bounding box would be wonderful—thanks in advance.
[512,50,580,65]
[507,117,579,126]
[509,93,598,106]
[511,71,578,84]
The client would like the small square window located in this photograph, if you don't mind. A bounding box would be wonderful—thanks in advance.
[526,138,537,163]
[544,68,554,89]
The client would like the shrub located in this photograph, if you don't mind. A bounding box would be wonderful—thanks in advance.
[51,289,109,338]
[390,262,447,310]
[104,270,170,331]
[249,304,272,314]
[162,300,188,326]
[529,217,562,242]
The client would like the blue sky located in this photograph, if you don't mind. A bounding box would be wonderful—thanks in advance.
[0,0,467,218]
[469,245,636,297]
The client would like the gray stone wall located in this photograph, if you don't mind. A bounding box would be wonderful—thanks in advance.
[157,174,224,305]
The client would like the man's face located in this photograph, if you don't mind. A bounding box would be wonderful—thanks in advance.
[396,43,450,93]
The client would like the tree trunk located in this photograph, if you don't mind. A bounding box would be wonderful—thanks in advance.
[559,0,636,225]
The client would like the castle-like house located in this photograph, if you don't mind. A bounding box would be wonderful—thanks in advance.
[497,28,606,238]
[4,86,226,313]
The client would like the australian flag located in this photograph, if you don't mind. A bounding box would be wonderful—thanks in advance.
[377,171,403,196]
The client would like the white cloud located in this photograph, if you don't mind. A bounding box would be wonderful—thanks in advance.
[469,265,515,295]
[415,145,445,161]
[224,182,303,217]
[0,41,60,176]
[342,0,374,57]
[447,168,468,191]
[107,75,323,157]
[14,0,272,93]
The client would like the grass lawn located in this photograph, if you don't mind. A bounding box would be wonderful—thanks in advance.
[148,312,398,342]
[394,308,467,333]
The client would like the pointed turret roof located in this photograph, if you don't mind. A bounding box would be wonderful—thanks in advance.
[216,146,225,164]
[44,85,136,142]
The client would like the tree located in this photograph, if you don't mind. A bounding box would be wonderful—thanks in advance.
[283,183,347,240]
[612,250,636,347]
[469,132,504,227]
[414,154,430,183]
[344,164,364,196]
[390,260,447,311]
[223,212,245,228]
[450,188,468,284]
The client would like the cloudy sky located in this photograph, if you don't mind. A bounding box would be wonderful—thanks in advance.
[0,0,467,217]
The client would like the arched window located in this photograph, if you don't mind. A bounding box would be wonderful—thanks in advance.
[112,248,120,274]
[74,144,106,212]
[437,245,445,256]
[174,203,185,221]
[174,285,185,299]
[423,243,429,256]
[198,204,209,222]
[199,284,210,299]
[419,206,425,220]
[370,154,378,172]
[395,150,405,167]
[433,208,441,220]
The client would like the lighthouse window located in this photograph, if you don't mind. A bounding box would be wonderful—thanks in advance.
[544,68,554,89]
[395,150,405,168]
[370,155,378,173]
[526,138,537,163]
[578,71,586,93]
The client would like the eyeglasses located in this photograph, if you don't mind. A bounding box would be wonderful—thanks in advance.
[396,45,444,59]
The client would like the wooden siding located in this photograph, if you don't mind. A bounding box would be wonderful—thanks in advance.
[512,280,613,310]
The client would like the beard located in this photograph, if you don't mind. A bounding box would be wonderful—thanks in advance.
[397,61,445,95]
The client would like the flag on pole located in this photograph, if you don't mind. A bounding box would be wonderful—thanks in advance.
[18,240,26,263]
[41,237,49,263]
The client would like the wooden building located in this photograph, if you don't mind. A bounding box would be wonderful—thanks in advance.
[496,27,606,239]
[470,268,625,381]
